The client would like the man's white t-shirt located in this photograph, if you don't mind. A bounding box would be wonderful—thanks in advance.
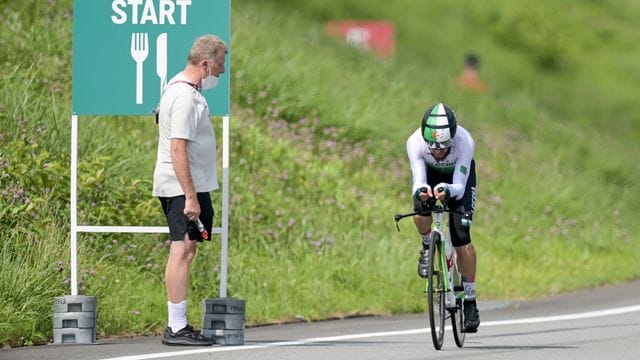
[153,73,219,197]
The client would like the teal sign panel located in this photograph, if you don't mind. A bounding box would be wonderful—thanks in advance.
[73,0,230,116]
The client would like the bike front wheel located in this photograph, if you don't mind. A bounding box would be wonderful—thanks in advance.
[450,262,466,347]
[427,232,445,350]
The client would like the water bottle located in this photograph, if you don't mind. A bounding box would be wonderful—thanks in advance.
[445,238,453,270]
[445,238,456,307]
[195,218,209,240]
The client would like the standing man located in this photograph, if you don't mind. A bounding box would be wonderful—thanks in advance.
[153,34,227,346]
[406,102,480,333]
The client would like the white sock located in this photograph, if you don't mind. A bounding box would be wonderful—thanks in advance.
[462,281,476,300]
[168,300,188,332]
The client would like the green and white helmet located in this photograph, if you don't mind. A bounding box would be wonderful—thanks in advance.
[421,102,457,149]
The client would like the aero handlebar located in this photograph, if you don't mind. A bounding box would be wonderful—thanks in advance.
[394,186,469,231]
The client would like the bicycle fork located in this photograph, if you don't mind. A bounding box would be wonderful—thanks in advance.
[424,232,458,310]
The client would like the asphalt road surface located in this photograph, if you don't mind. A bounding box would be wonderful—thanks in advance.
[3,280,640,360]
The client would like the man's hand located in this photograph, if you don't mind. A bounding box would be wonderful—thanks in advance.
[183,196,201,221]
[434,183,450,202]
[414,185,433,203]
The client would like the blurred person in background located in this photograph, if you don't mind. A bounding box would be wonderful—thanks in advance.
[455,53,488,93]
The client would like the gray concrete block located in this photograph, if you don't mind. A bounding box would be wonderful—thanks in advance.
[202,298,245,314]
[201,329,244,346]
[53,296,96,313]
[53,312,96,329]
[53,328,96,344]
[202,313,245,330]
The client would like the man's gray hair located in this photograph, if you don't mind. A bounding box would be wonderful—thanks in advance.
[188,35,227,64]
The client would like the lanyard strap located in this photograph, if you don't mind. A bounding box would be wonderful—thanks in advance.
[168,80,201,93]
[153,80,201,123]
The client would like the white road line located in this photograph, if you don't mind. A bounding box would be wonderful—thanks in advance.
[101,304,640,360]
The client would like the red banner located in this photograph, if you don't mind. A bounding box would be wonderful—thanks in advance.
[324,20,395,60]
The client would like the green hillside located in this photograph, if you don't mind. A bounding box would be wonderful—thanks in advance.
[1,0,639,347]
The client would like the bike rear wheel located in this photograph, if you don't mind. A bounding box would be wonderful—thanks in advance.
[450,263,466,347]
[427,232,445,350]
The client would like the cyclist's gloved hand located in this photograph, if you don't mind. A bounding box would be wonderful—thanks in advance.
[434,183,451,202]
[413,185,432,203]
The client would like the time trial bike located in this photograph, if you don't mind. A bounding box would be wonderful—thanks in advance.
[394,191,470,350]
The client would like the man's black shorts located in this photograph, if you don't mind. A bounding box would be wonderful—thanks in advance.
[412,160,477,247]
[413,160,476,219]
[159,192,214,242]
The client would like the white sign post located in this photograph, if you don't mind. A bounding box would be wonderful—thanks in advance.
[60,0,232,344]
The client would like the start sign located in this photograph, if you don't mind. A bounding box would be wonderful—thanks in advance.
[72,0,230,116]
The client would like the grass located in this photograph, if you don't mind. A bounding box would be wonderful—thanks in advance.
[0,0,639,347]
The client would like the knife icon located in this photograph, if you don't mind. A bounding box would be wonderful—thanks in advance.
[156,33,168,96]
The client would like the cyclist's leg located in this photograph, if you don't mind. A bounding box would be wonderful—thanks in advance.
[450,204,476,295]
[413,198,433,278]
[451,224,479,331]
[450,159,477,282]
[412,197,433,247]
[449,160,480,331]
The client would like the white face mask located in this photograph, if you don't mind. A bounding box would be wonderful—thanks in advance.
[201,65,219,90]
[202,75,219,90]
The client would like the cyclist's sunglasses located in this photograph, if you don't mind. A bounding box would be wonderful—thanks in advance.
[427,140,452,150]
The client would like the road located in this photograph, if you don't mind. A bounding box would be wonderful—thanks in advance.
[3,280,640,360]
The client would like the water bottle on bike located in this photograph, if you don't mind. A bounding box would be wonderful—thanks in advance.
[445,239,456,308]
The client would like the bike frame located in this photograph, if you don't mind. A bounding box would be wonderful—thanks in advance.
[424,200,464,309]
[394,196,469,349]
[394,200,461,305]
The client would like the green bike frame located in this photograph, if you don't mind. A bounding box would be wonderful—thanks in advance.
[424,202,465,307]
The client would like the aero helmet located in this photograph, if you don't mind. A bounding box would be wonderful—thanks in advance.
[421,102,457,149]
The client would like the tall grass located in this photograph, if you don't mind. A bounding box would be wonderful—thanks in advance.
[1,0,639,347]
[0,221,68,346]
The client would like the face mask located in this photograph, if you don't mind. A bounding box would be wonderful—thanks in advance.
[201,64,219,90]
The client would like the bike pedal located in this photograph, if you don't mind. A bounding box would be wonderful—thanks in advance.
[461,328,478,333]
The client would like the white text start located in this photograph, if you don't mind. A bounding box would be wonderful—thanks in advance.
[111,0,192,25]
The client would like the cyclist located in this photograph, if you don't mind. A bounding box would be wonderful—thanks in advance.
[406,102,480,332]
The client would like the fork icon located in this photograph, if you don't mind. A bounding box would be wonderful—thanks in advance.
[130,33,149,104]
